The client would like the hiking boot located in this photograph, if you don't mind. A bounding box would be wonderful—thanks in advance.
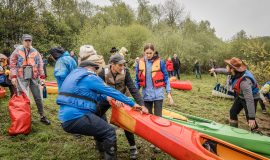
[153,147,161,153]
[130,145,138,159]
[103,142,117,160]
[73,134,82,139]
[40,116,51,125]
[229,120,238,128]
[150,144,161,153]
[262,109,267,114]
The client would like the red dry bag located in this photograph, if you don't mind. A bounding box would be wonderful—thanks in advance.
[8,92,31,135]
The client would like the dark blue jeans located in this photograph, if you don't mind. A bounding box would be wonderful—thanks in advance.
[174,69,180,79]
[195,69,201,79]
[144,100,163,117]
[62,112,116,147]
[96,101,136,146]
[168,71,174,77]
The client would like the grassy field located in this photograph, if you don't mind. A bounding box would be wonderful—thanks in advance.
[0,66,269,160]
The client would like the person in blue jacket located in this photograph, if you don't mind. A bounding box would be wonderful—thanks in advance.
[135,44,174,117]
[49,47,77,88]
[57,60,147,160]
[135,44,173,152]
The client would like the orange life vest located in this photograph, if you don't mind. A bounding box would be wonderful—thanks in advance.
[138,58,165,88]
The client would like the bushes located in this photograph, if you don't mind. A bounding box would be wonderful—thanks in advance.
[77,24,151,63]
[242,40,270,84]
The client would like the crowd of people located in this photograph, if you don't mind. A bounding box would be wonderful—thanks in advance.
[0,34,269,159]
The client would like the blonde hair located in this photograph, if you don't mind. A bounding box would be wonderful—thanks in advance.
[119,47,128,57]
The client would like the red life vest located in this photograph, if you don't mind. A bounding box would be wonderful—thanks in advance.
[232,70,259,95]
[138,58,165,88]
[166,60,174,71]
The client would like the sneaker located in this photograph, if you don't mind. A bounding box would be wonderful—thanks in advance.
[40,116,51,125]
[262,110,267,114]
[150,144,161,153]
[73,134,82,139]
[130,145,138,159]
[154,147,161,153]
[150,144,155,148]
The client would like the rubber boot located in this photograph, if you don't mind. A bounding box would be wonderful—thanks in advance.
[95,141,105,159]
[103,143,117,160]
[229,120,238,128]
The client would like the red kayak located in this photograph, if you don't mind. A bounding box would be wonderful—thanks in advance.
[43,81,58,94]
[170,80,192,90]
[110,101,267,160]
[45,81,57,87]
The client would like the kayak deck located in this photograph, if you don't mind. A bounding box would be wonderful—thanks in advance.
[162,108,270,158]
[110,101,267,160]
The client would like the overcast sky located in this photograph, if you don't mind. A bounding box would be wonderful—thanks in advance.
[89,0,270,40]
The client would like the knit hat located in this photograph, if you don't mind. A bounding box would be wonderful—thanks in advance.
[80,54,105,73]
[79,45,97,61]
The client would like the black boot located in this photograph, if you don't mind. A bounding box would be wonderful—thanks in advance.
[103,143,117,160]
[40,116,51,125]
[95,141,105,159]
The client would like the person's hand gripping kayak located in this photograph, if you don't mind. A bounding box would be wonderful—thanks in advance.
[107,96,149,114]
[132,104,149,114]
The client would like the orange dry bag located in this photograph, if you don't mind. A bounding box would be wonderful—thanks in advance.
[8,92,31,135]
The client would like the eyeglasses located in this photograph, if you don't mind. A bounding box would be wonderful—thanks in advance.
[24,40,32,42]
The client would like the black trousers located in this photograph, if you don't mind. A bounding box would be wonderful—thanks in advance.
[230,96,259,130]
[96,101,136,146]
[258,98,267,111]
[144,100,163,117]
[0,82,15,96]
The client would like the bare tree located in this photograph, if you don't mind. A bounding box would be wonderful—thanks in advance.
[137,0,152,26]
[151,4,163,25]
[162,0,185,26]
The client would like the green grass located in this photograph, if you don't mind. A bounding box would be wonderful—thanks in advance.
[0,66,269,160]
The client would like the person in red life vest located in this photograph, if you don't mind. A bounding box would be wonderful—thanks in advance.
[211,57,260,131]
[9,34,50,125]
[166,57,174,77]
[135,44,174,151]
[135,43,174,116]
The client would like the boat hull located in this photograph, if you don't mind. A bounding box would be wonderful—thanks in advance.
[163,109,270,158]
[110,102,267,160]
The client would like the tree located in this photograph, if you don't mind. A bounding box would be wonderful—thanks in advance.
[162,0,185,26]
[233,29,248,40]
[151,4,163,25]
[137,0,152,27]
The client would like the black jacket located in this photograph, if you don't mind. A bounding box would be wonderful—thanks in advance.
[172,57,181,70]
